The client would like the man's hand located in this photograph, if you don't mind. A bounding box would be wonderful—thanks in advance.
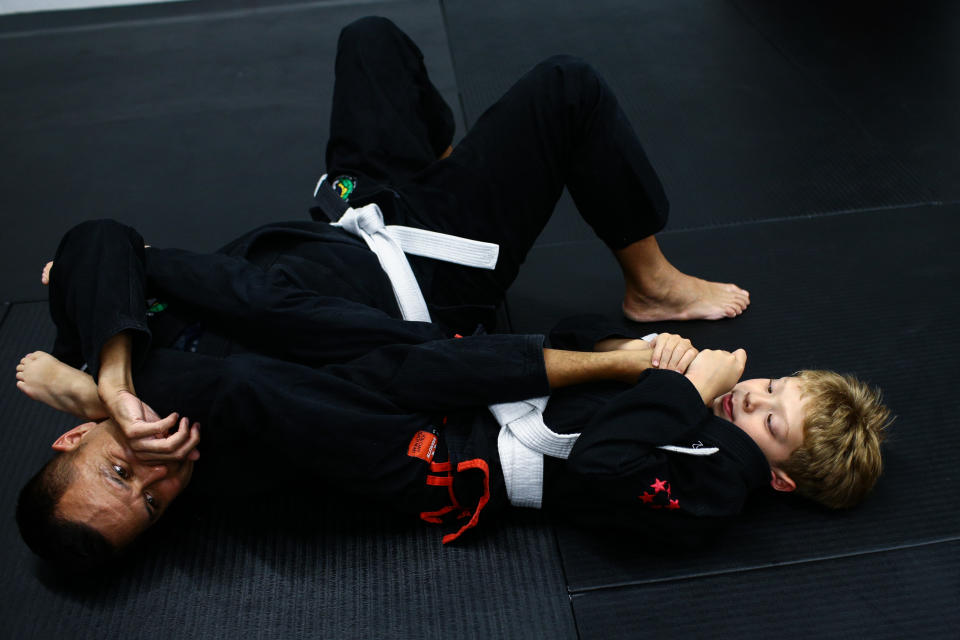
[684,348,747,405]
[41,261,53,285]
[650,333,698,373]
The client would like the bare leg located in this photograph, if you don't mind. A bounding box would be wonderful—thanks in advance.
[16,351,107,420]
[617,236,750,322]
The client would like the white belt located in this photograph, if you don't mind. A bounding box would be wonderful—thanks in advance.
[318,174,499,322]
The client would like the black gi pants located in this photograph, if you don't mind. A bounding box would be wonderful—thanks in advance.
[322,16,670,314]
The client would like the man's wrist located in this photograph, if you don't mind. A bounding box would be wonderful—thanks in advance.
[98,332,135,394]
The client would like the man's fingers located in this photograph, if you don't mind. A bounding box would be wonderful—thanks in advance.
[123,411,180,441]
[130,416,189,453]
[41,261,53,285]
[132,421,201,461]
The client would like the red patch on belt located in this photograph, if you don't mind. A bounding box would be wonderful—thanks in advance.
[408,430,437,462]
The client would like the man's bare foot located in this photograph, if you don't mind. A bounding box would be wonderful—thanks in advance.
[16,351,105,419]
[623,271,750,322]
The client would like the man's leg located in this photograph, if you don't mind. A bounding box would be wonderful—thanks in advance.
[324,16,455,200]
[397,56,749,321]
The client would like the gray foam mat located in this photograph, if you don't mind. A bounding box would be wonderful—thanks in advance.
[732,0,960,203]
[570,540,960,640]
[506,204,960,590]
[0,302,576,639]
[442,0,933,245]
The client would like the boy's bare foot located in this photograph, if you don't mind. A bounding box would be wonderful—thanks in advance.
[16,351,105,419]
[623,271,750,322]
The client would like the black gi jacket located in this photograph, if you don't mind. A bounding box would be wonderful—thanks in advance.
[49,220,770,546]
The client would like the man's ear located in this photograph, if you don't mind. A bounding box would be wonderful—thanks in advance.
[770,467,796,493]
[52,422,97,452]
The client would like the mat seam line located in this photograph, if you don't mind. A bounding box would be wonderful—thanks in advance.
[529,200,945,250]
[566,535,960,596]
[0,0,410,40]
[437,0,472,132]
[544,517,582,640]
[0,302,12,331]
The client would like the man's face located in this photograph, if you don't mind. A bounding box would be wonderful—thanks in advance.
[53,419,194,547]
[710,376,809,489]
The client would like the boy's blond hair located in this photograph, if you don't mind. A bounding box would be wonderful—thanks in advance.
[780,370,891,509]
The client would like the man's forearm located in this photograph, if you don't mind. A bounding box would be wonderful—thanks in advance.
[543,347,652,388]
[98,331,136,397]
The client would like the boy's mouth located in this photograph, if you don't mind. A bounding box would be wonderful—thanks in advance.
[723,393,734,420]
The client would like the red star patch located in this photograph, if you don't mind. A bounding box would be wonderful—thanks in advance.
[668,499,680,510]
[650,478,668,493]
[638,492,655,504]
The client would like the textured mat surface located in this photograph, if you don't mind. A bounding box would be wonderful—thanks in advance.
[508,204,960,590]
[0,0,464,303]
[732,0,960,203]
[571,540,960,640]
[442,0,935,245]
[0,302,576,639]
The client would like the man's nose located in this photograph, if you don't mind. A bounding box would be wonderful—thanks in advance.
[142,464,169,485]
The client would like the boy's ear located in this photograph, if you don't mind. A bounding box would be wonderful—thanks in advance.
[52,422,97,452]
[770,468,796,493]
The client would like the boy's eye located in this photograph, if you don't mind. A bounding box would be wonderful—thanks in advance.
[112,464,128,479]
[768,379,773,393]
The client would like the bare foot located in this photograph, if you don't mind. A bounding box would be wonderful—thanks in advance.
[623,271,750,322]
[16,351,105,419]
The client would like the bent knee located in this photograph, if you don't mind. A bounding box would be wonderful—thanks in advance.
[338,16,403,48]
[535,55,601,82]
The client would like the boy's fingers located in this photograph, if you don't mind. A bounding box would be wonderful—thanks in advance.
[651,335,664,367]
[669,341,693,370]
[677,348,698,373]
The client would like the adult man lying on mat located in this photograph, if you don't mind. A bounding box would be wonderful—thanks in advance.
[16,221,887,572]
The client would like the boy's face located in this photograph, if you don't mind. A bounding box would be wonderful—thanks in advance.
[710,376,809,490]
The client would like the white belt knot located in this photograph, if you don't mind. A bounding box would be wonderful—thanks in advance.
[319,175,500,323]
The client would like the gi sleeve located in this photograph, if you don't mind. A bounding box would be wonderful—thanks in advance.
[145,247,455,364]
[48,219,151,378]
[566,369,709,476]
[548,314,635,351]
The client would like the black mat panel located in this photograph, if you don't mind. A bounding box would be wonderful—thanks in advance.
[732,0,960,203]
[571,540,960,640]
[506,203,960,590]
[0,0,464,303]
[442,0,934,245]
[0,302,576,639]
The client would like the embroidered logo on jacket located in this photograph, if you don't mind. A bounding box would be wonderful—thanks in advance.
[332,175,357,201]
[638,477,681,510]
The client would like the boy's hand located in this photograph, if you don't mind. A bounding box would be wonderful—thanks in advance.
[650,333,698,373]
[684,348,747,405]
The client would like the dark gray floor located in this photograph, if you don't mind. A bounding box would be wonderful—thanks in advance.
[2,0,959,637]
